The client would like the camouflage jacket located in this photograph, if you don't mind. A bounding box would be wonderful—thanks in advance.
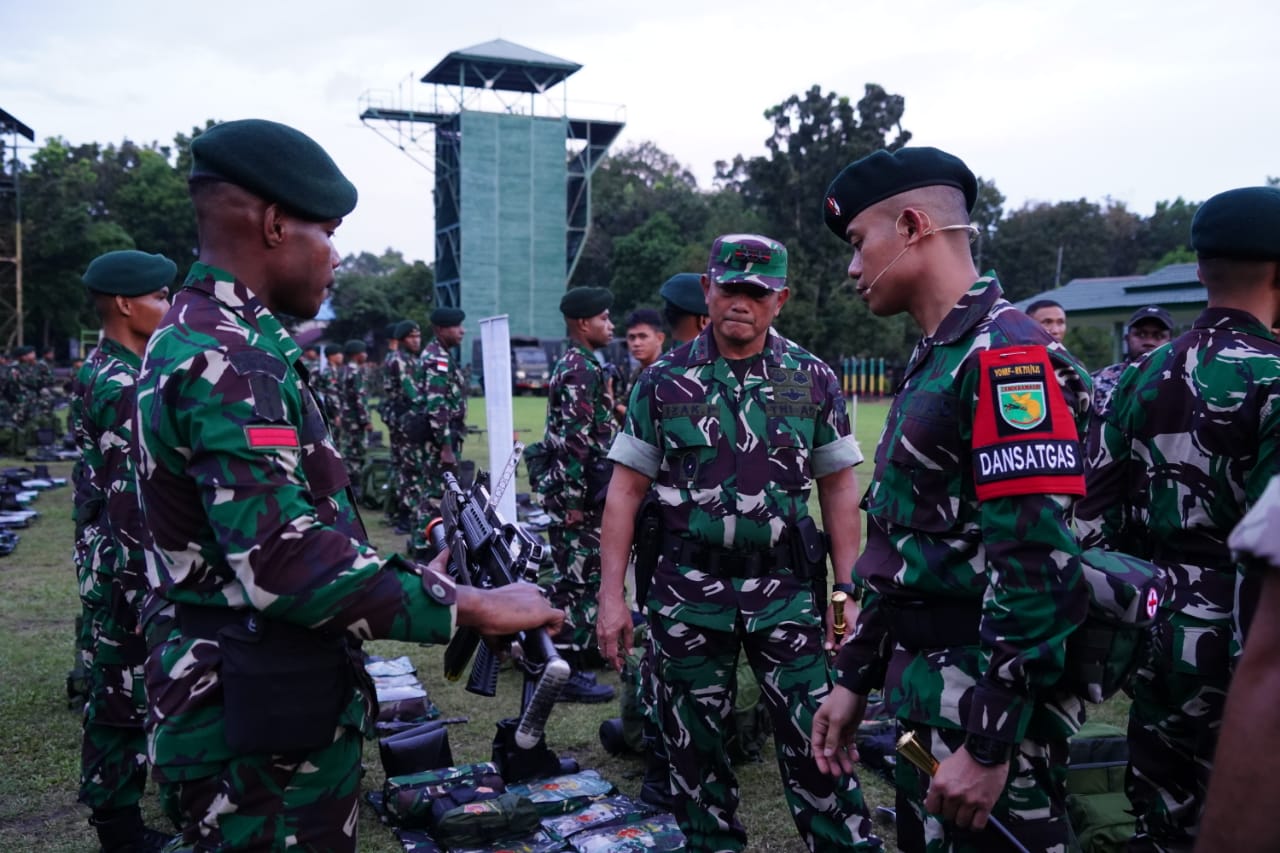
[419,338,467,450]
[69,338,149,661]
[1090,359,1129,417]
[833,275,1091,745]
[1078,307,1280,621]
[135,262,456,781]
[340,362,370,431]
[608,326,861,632]
[538,341,616,517]
[383,348,421,425]
[313,362,344,427]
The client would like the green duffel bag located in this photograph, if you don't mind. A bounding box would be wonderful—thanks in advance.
[1065,547,1167,703]
[434,792,541,848]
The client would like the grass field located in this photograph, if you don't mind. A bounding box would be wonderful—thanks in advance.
[0,394,1126,852]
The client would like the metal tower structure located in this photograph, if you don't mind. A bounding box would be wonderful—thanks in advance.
[0,107,35,348]
[359,39,624,349]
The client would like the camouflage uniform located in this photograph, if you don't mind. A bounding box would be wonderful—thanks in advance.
[1077,306,1280,851]
[385,349,426,527]
[135,263,458,851]
[834,276,1091,853]
[537,341,616,656]
[1090,359,1128,417]
[379,348,402,522]
[312,362,343,446]
[608,326,877,853]
[0,362,21,455]
[416,337,467,514]
[69,339,150,811]
[337,361,370,489]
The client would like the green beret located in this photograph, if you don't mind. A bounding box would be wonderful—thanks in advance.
[560,287,613,319]
[393,320,420,340]
[430,306,465,327]
[190,119,357,221]
[82,250,177,296]
[343,339,367,356]
[659,273,708,316]
[1191,186,1280,261]
[12,346,35,359]
[823,146,977,239]
[707,234,788,291]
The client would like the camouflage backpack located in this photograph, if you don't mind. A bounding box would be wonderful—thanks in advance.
[1064,547,1167,703]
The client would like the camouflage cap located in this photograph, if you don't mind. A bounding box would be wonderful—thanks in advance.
[343,339,367,356]
[1191,186,1280,261]
[823,147,977,240]
[190,119,357,221]
[659,273,708,316]
[83,250,177,296]
[706,234,788,291]
[430,306,465,327]
[560,286,613,319]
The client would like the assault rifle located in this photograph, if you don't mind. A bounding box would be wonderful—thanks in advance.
[433,450,570,750]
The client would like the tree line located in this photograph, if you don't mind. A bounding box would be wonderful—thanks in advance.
[0,83,1237,364]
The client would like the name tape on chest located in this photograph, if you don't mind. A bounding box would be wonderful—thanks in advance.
[972,346,1084,500]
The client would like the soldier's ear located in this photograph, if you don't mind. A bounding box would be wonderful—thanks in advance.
[114,294,133,317]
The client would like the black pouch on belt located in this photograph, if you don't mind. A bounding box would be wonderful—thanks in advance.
[218,614,352,755]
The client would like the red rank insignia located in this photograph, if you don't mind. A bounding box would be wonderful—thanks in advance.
[244,425,300,449]
[971,345,1084,501]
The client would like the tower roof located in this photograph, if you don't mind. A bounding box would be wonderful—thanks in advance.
[421,39,582,93]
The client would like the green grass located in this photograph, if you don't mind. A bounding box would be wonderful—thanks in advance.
[0,392,1127,852]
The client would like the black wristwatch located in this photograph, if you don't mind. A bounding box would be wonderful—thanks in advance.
[964,733,1012,767]
[832,581,862,603]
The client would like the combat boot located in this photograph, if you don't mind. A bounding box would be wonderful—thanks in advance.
[558,654,615,704]
[90,805,174,853]
[639,729,675,811]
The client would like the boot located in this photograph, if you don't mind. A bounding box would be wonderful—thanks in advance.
[90,805,174,853]
[639,728,675,811]
[557,652,614,704]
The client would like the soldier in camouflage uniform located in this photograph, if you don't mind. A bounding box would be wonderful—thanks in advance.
[535,287,618,703]
[71,250,177,853]
[134,119,563,852]
[384,320,425,532]
[338,339,371,492]
[10,345,38,452]
[378,324,402,524]
[0,354,20,456]
[314,346,345,446]
[811,148,1091,853]
[660,272,710,346]
[598,235,878,853]
[1077,186,1280,852]
[1090,305,1174,416]
[414,306,467,522]
[1197,473,1280,853]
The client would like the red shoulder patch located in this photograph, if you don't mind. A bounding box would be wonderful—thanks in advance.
[971,346,1083,501]
[244,425,300,449]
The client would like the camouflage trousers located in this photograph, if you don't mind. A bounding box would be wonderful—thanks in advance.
[409,445,456,551]
[338,429,367,496]
[392,427,426,524]
[159,728,364,852]
[546,518,603,656]
[894,723,1075,853]
[1125,612,1231,852]
[649,612,878,853]
[383,420,402,522]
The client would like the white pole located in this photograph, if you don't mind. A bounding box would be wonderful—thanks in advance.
[479,315,518,522]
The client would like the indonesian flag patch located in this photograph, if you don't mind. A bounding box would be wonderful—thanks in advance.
[244,425,300,449]
[971,346,1084,501]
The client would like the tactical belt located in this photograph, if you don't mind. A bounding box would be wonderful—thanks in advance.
[661,533,792,580]
[882,596,982,652]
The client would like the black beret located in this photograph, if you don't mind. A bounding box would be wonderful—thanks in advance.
[82,250,177,296]
[12,346,35,359]
[560,287,613,319]
[393,320,420,340]
[190,119,357,221]
[1191,186,1280,261]
[430,307,465,327]
[343,339,367,356]
[823,147,978,239]
[659,273,708,316]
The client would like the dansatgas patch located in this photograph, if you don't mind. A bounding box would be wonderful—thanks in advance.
[972,346,1084,500]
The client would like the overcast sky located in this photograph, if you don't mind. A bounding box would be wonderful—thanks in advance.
[3,0,1276,263]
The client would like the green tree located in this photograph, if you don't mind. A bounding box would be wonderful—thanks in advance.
[1136,197,1199,273]
[327,249,435,344]
[715,84,914,363]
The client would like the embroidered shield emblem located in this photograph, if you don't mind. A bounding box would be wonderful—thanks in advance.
[997,382,1047,430]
